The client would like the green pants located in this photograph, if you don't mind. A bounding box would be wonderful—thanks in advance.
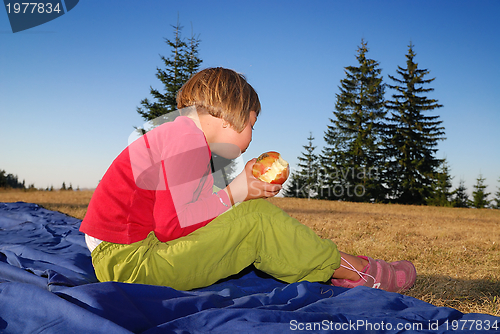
[91,199,341,290]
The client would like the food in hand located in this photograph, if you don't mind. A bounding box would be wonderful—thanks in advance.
[252,151,289,184]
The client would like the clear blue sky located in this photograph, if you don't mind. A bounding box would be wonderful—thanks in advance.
[1,0,499,198]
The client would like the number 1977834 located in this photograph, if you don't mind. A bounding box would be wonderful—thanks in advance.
[6,2,62,14]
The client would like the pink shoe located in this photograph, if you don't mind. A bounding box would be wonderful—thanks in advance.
[331,256,416,293]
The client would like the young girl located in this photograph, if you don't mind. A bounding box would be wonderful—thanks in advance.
[80,67,416,293]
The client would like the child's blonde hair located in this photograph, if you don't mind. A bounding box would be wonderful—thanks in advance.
[177,67,261,133]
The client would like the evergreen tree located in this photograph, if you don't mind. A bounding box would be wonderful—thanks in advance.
[0,169,26,189]
[137,20,202,121]
[321,40,386,202]
[385,43,445,205]
[452,178,469,208]
[0,170,7,188]
[470,174,490,208]
[493,177,500,209]
[427,158,453,206]
[185,23,202,78]
[284,133,319,199]
[284,172,309,199]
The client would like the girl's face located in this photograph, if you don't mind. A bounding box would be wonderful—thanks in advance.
[210,111,257,159]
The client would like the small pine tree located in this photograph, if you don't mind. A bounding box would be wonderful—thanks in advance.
[0,170,5,188]
[427,158,453,206]
[284,172,309,199]
[61,182,66,191]
[469,174,490,208]
[284,133,319,199]
[452,179,469,208]
[494,177,500,209]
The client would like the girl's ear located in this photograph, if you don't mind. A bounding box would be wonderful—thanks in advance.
[222,120,230,129]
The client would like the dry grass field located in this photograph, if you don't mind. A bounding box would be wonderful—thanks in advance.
[0,189,94,220]
[1,189,499,316]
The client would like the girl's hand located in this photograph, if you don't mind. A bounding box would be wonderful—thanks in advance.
[226,158,282,204]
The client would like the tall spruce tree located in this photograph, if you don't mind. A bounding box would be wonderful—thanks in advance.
[284,133,319,199]
[385,43,445,205]
[470,174,490,208]
[321,40,386,202]
[137,20,202,121]
[451,178,469,208]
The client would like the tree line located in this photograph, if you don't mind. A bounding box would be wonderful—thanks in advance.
[284,41,499,209]
[135,24,498,209]
[0,168,79,191]
[0,169,27,189]
[3,21,498,209]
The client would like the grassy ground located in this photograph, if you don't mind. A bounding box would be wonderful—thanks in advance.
[267,197,500,316]
[0,189,93,220]
[1,189,499,316]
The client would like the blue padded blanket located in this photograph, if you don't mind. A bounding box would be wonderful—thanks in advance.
[0,202,498,333]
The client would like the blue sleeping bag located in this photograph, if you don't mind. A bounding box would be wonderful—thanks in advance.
[0,202,498,333]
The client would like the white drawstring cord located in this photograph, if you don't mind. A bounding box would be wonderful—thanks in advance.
[340,256,376,283]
